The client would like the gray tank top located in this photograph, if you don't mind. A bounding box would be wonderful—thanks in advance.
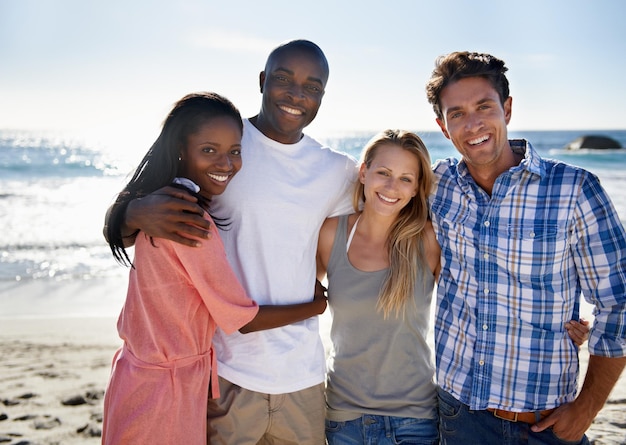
[325,215,437,421]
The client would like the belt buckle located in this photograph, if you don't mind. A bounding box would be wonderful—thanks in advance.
[493,409,518,422]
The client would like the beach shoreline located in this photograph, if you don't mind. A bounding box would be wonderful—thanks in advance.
[1,278,625,444]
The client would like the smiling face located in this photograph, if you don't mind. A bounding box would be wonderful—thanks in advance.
[178,116,243,200]
[360,143,419,218]
[436,76,514,178]
[254,46,328,144]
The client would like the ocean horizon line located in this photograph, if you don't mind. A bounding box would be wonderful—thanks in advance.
[2,126,626,136]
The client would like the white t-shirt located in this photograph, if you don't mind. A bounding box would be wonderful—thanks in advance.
[210,119,357,393]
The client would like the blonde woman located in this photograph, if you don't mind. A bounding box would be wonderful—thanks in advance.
[317,129,441,444]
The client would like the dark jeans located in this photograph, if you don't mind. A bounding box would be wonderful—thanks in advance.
[437,387,590,445]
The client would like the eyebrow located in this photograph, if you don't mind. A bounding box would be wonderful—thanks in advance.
[476,97,497,105]
[445,97,497,115]
[273,67,324,85]
[378,166,416,176]
[198,141,242,148]
[445,106,462,116]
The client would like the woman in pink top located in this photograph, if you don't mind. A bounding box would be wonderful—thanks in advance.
[102,92,326,444]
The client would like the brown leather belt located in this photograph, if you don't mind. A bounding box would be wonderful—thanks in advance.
[487,408,555,424]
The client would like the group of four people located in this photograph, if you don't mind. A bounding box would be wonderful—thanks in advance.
[102,39,625,444]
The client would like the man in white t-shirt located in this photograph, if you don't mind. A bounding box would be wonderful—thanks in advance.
[107,40,357,444]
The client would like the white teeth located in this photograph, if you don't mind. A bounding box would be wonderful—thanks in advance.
[279,105,303,115]
[378,193,398,203]
[208,173,229,182]
[469,135,489,145]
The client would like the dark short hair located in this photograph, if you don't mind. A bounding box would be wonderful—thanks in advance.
[265,39,329,79]
[425,51,509,121]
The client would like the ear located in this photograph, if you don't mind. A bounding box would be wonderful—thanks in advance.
[436,118,450,140]
[358,162,367,184]
[503,96,512,124]
[259,71,266,93]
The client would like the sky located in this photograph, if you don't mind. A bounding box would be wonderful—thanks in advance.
[1,0,626,152]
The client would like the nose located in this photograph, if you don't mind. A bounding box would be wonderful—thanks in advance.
[214,154,233,171]
[465,112,484,132]
[385,177,400,191]
[287,84,305,100]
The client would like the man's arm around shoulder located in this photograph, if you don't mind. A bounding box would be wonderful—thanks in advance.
[103,186,213,248]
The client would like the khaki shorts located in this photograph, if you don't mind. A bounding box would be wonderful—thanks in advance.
[207,376,325,445]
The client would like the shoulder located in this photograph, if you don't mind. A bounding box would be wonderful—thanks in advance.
[319,215,350,253]
[304,139,359,188]
[303,134,358,166]
[430,157,461,197]
[432,157,458,176]
[538,157,597,189]
[422,220,441,277]
[317,216,342,274]
[328,148,358,170]
[319,216,342,244]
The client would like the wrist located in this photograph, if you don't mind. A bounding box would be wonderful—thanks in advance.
[118,206,141,241]
[122,198,142,234]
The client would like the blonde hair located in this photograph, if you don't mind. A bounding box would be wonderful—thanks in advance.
[352,129,434,318]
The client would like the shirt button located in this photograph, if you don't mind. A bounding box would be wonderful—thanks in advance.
[484,221,490,227]
[483,253,489,259]
[482,324,488,330]
[529,231,535,238]
[484,288,489,295]
[479,360,485,366]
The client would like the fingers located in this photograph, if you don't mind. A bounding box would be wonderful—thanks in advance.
[158,185,200,203]
[531,406,587,442]
[152,193,205,216]
[565,323,585,347]
[530,412,556,433]
[315,279,328,295]
[565,319,591,347]
[313,280,328,314]
[571,319,591,336]
[174,213,213,233]
[173,221,213,244]
[169,234,203,248]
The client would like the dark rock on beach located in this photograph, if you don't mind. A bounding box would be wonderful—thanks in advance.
[564,134,622,150]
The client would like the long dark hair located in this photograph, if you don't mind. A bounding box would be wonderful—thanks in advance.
[106,92,242,265]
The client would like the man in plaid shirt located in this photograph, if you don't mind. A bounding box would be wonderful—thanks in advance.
[426,51,626,445]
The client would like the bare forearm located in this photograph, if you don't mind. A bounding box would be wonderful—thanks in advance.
[103,203,139,246]
[577,355,626,414]
[117,199,142,245]
[240,301,326,334]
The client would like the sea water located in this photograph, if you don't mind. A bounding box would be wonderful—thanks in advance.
[1,129,625,316]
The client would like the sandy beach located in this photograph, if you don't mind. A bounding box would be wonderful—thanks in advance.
[1,278,625,444]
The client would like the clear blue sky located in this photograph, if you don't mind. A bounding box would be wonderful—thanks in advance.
[2,0,625,149]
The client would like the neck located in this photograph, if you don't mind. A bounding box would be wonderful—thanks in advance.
[249,114,303,144]
[467,147,524,196]
[358,208,397,242]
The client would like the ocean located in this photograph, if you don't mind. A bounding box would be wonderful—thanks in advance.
[1,129,626,317]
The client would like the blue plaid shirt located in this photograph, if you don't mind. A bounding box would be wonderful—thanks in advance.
[430,139,626,411]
